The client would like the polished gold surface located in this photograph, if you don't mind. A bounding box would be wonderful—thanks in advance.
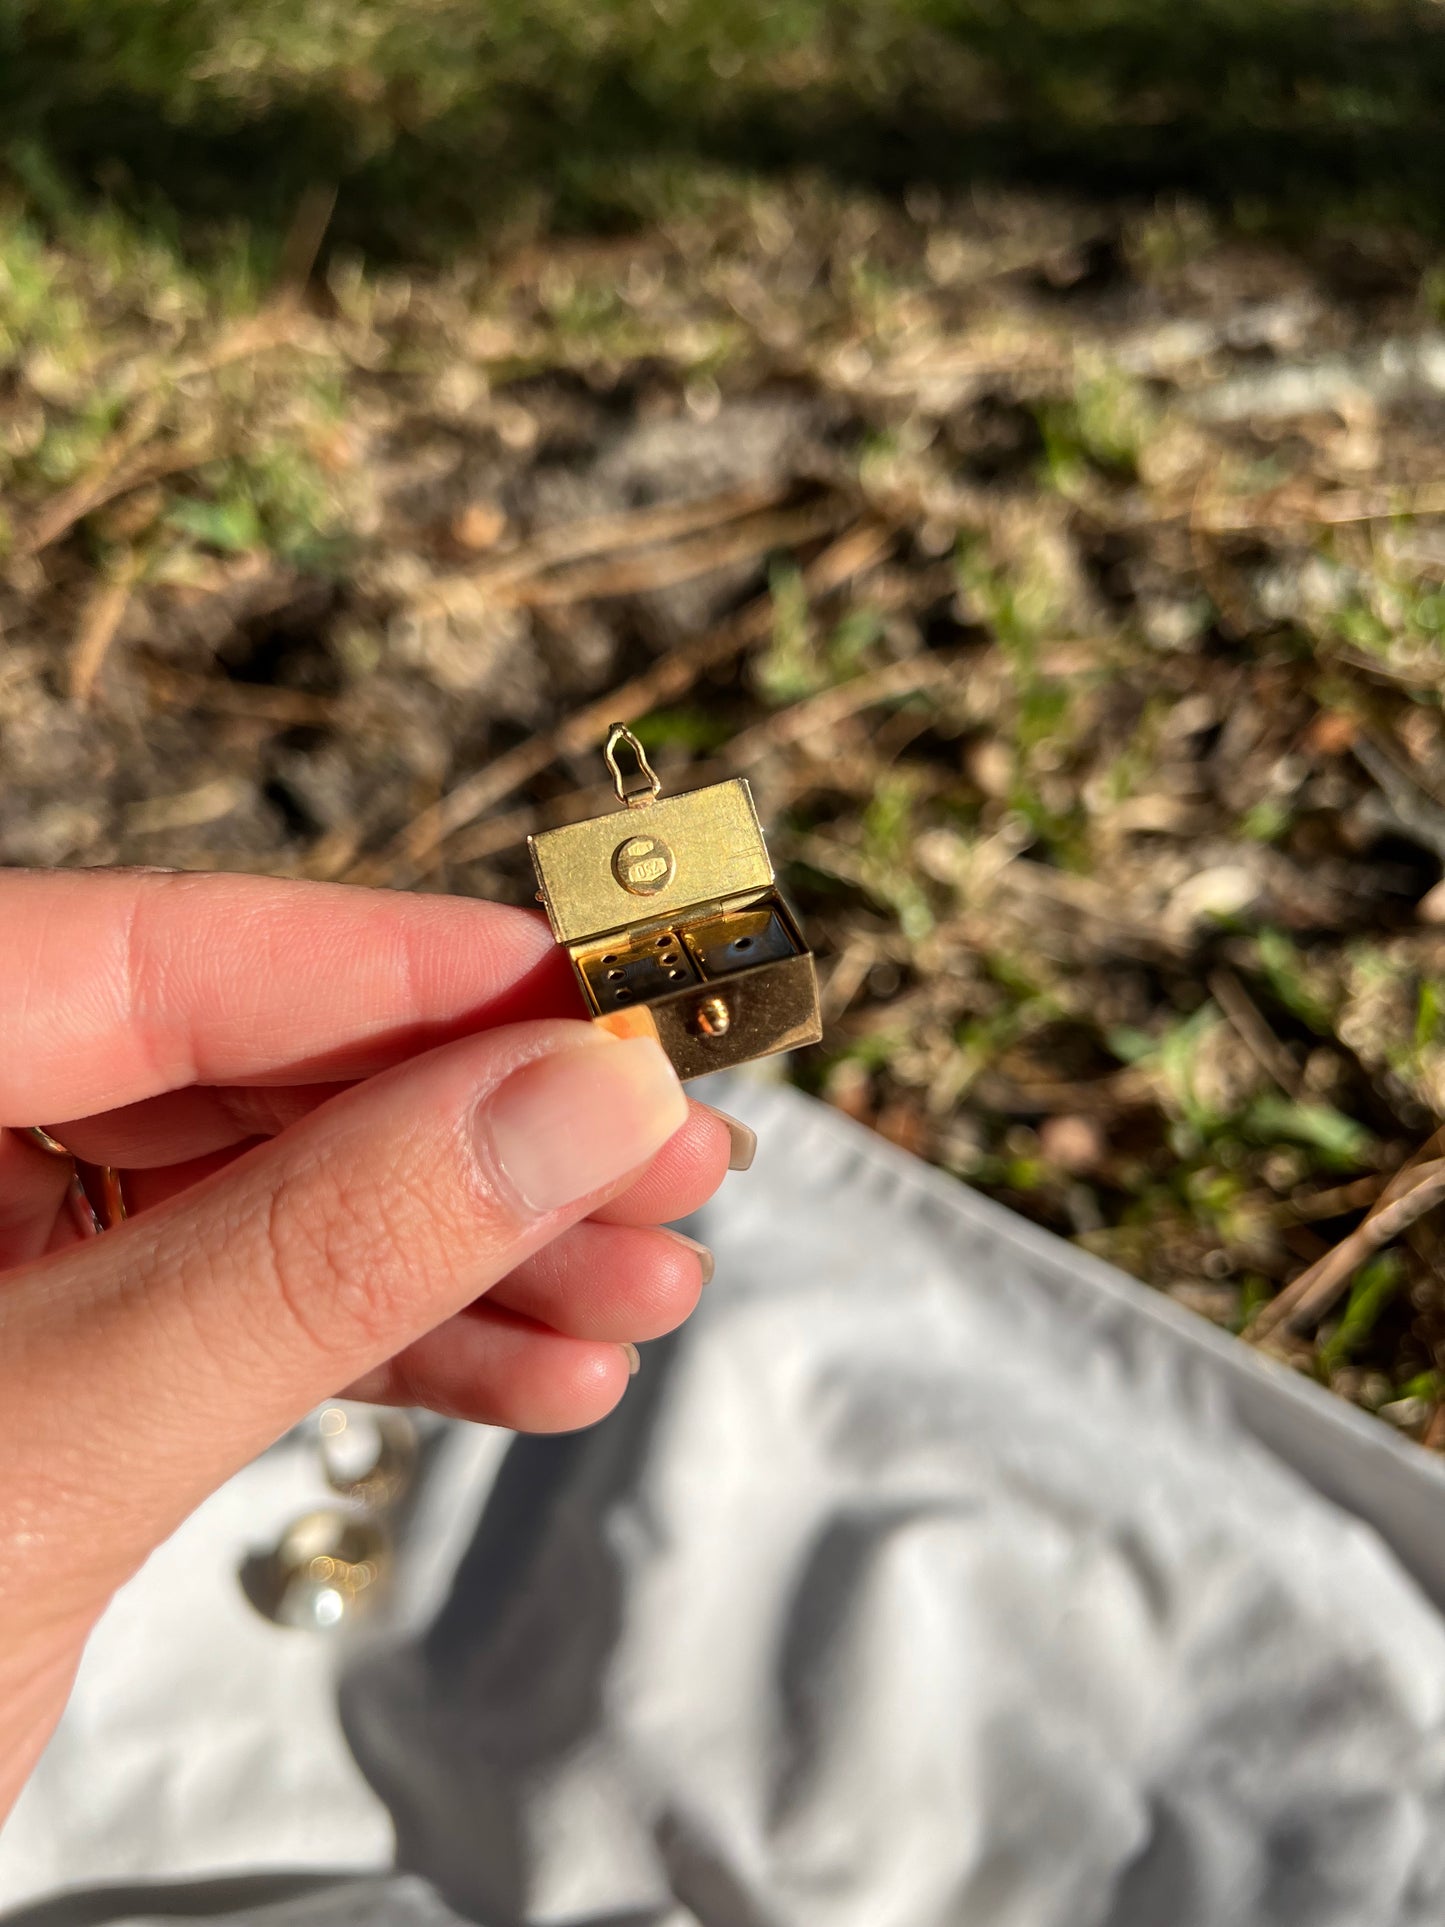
[603,721,663,808]
[529,726,822,1081]
[690,994,732,1038]
[578,898,822,1077]
[612,831,676,896]
[577,925,700,1011]
[681,902,800,976]
[593,949,821,1080]
[242,1508,389,1632]
[239,1404,421,1632]
[317,1404,418,1509]
[529,776,772,944]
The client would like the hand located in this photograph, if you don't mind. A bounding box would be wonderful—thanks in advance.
[0,869,740,1819]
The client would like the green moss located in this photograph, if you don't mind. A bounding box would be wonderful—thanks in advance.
[1236,1274,1274,1330]
[166,436,345,567]
[1037,365,1158,488]
[631,707,736,754]
[829,1028,909,1073]
[1416,977,1445,1051]
[1256,928,1337,1035]
[1320,1251,1404,1372]
[754,560,820,706]
[860,776,934,940]
[1239,798,1292,843]
[1242,1092,1375,1168]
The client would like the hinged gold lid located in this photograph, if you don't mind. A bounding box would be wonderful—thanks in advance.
[527,725,820,1081]
[529,773,774,944]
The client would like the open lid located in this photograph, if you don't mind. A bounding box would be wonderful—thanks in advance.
[528,777,774,944]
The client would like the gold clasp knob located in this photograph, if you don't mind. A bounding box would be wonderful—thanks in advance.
[604,722,662,810]
[689,993,732,1038]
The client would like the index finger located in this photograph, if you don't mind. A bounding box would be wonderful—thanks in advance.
[0,869,572,1124]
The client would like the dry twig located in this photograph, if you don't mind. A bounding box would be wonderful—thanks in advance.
[427,480,792,603]
[484,499,842,609]
[728,649,976,766]
[1208,967,1305,1100]
[1284,1174,1390,1223]
[275,184,338,300]
[1196,480,1445,535]
[141,660,342,727]
[19,403,163,555]
[68,566,138,704]
[1249,1133,1445,1341]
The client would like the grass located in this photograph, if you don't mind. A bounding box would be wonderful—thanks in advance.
[9,0,1445,265]
[9,0,1445,1438]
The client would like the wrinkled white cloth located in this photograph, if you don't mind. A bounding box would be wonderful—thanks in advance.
[6,1078,1445,1927]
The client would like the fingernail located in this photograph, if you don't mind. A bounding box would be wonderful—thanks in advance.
[484,1037,688,1214]
[659,1228,715,1285]
[621,1342,641,1376]
[699,1103,756,1172]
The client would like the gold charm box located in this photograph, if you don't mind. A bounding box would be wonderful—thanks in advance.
[528,725,823,1081]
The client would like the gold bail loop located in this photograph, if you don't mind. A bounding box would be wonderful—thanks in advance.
[604,721,662,809]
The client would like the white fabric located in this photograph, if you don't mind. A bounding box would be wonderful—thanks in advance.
[6,1079,1445,1926]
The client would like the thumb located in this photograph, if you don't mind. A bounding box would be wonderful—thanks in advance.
[1,1020,686,1622]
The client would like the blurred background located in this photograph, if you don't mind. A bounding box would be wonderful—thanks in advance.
[7,0,1445,1438]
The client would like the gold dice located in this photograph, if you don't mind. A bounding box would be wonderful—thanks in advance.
[528,725,823,1081]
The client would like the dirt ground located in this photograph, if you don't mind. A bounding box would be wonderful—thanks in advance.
[11,128,1445,1441]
